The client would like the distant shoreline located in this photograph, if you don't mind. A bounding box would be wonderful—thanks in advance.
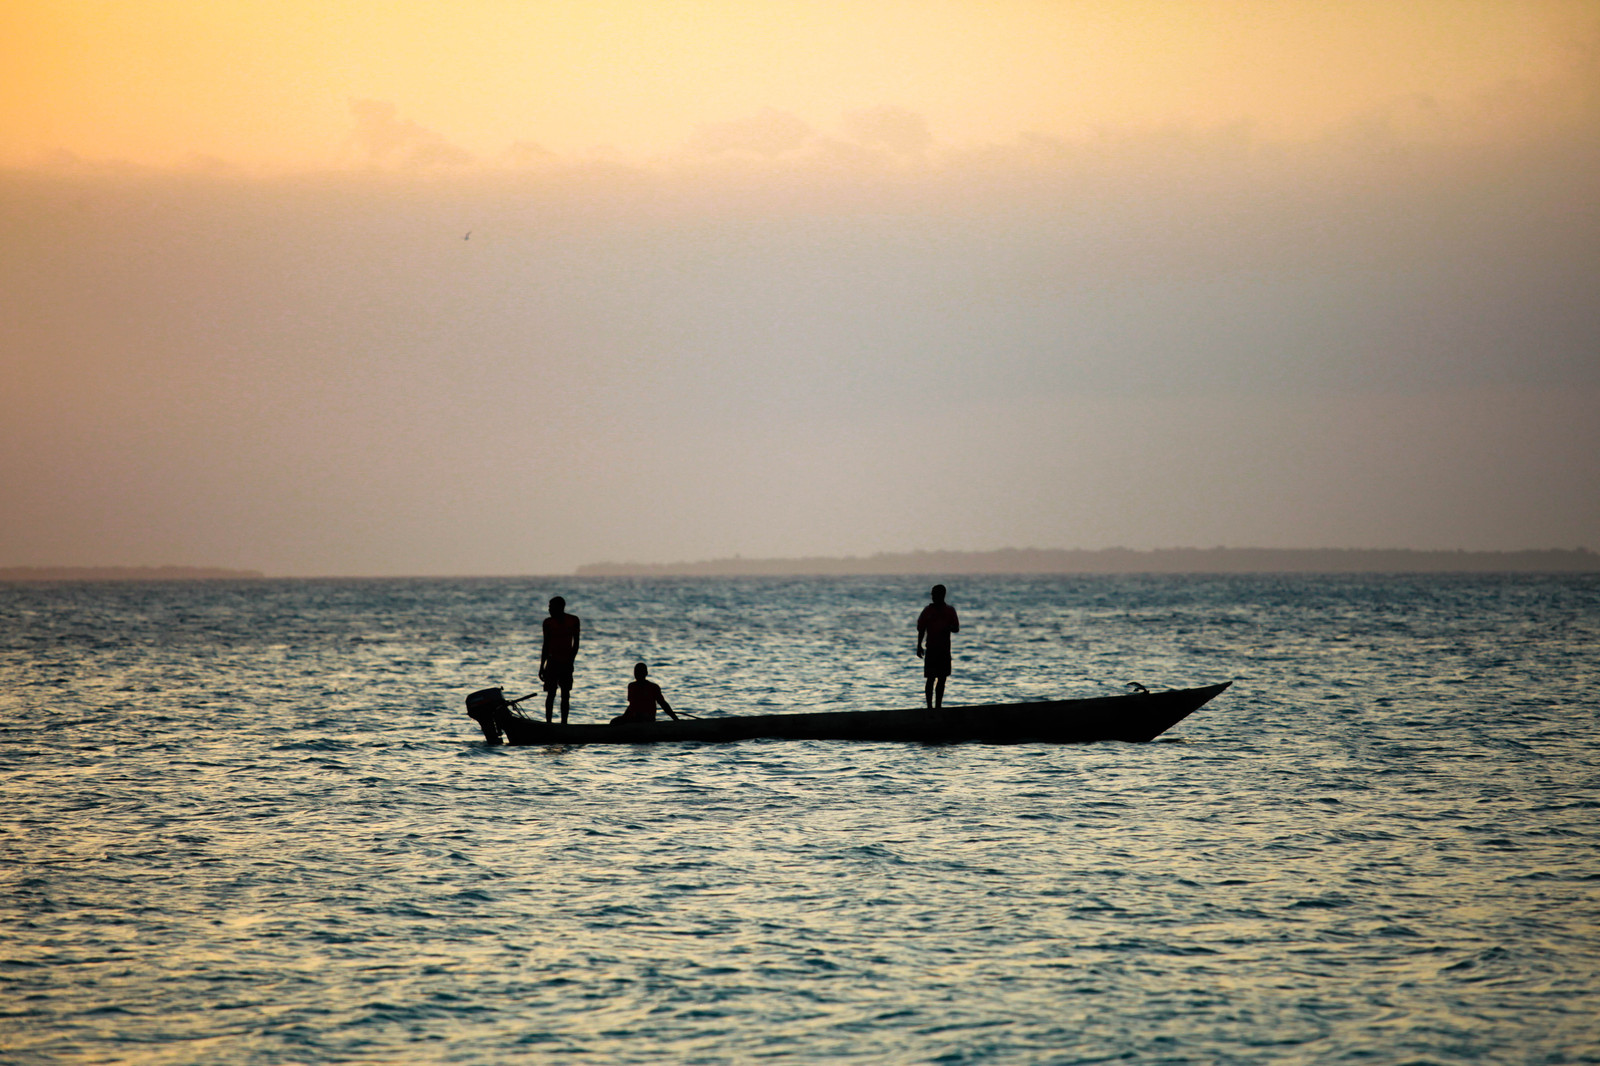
[576,547,1600,577]
[6,551,1596,581]
[0,566,266,582]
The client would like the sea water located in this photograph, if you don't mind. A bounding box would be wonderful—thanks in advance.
[2,574,1597,1064]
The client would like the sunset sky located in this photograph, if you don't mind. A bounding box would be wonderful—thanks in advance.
[3,1,1598,575]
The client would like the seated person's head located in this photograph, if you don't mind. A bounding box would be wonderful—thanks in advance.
[634,662,648,680]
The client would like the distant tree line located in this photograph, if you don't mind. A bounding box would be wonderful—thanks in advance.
[576,547,1600,577]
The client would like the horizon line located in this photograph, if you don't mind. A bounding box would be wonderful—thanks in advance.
[575,546,1600,578]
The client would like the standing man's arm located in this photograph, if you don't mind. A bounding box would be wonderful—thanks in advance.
[949,608,959,634]
[538,621,549,679]
[916,609,926,658]
[570,616,581,659]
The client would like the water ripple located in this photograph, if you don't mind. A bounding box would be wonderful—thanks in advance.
[1,575,1597,1063]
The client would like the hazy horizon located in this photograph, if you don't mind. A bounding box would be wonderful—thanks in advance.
[5,2,1598,577]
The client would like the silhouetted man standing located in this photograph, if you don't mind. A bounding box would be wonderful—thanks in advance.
[540,596,581,724]
[916,584,960,709]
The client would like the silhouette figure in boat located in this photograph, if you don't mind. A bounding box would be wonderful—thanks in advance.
[916,584,960,709]
[611,662,680,725]
[540,596,581,724]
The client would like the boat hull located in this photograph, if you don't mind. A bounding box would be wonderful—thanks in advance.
[494,682,1230,746]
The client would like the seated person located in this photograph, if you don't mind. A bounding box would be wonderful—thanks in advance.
[610,662,680,725]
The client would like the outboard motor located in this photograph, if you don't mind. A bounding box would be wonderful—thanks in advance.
[465,687,509,745]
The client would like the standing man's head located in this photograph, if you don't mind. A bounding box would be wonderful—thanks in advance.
[931,584,947,603]
[549,596,566,616]
[634,662,648,680]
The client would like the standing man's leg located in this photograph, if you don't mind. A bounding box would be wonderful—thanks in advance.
[559,679,571,725]
[933,675,946,708]
[925,677,936,708]
[544,683,555,723]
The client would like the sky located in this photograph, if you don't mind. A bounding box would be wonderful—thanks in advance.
[3,1,1598,576]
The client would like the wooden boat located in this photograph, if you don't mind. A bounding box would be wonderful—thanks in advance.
[466,682,1230,746]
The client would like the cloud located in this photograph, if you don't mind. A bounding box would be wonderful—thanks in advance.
[500,140,558,168]
[840,107,932,157]
[687,108,815,157]
[346,99,474,168]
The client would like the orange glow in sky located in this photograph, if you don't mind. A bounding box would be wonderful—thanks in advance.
[4,0,1594,169]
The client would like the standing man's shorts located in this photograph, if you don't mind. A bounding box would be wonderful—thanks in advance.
[923,651,952,679]
[544,661,574,692]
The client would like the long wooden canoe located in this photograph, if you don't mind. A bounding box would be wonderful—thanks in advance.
[474,682,1230,746]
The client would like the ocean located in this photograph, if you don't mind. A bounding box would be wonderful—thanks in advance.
[2,574,1597,1064]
